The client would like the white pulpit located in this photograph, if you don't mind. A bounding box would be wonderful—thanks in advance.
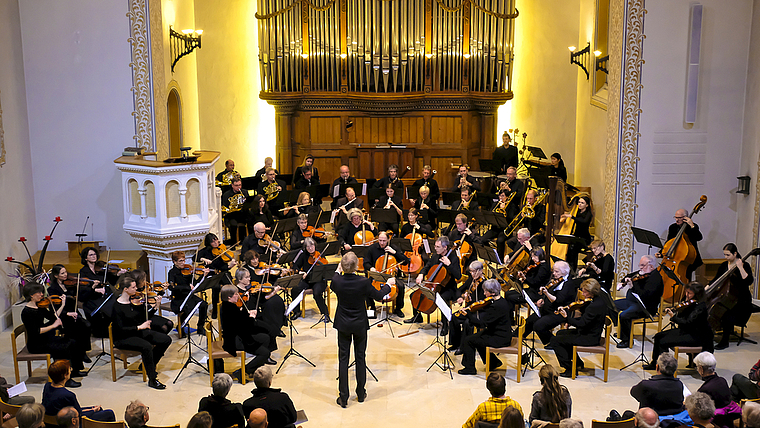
[114,151,223,282]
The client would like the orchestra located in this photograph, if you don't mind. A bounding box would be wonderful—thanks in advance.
[13,149,758,395]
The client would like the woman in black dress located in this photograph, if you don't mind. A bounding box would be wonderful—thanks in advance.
[112,275,172,390]
[247,194,274,231]
[21,283,87,383]
[77,247,125,316]
[712,243,754,350]
[48,265,92,357]
[374,184,403,236]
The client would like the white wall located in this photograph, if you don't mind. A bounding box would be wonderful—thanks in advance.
[0,0,38,327]
[634,0,753,263]
[19,0,139,251]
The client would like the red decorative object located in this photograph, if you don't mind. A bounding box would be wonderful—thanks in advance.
[55,216,62,222]
[18,237,26,242]
[6,257,13,261]
[44,236,52,241]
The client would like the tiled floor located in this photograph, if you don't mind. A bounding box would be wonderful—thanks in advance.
[2,300,758,428]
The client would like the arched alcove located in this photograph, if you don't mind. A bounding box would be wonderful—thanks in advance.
[128,178,140,215]
[144,180,157,218]
[165,180,180,218]
[186,178,201,216]
[167,87,182,157]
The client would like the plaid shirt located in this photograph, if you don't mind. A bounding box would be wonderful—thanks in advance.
[463,396,524,428]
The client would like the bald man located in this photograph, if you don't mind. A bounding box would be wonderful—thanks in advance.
[661,208,703,281]
[635,408,659,428]
[248,409,268,428]
[240,222,273,259]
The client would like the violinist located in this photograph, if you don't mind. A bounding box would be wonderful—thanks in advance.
[657,208,703,281]
[409,236,461,329]
[78,247,125,314]
[220,283,273,382]
[614,255,664,348]
[454,187,479,211]
[559,195,593,271]
[254,157,278,182]
[492,131,518,174]
[518,247,552,302]
[247,194,274,230]
[576,240,615,291]
[167,251,210,336]
[412,185,438,226]
[412,165,440,202]
[400,208,434,239]
[289,237,330,322]
[221,176,251,245]
[197,233,236,318]
[482,190,511,256]
[449,261,487,353]
[291,214,326,251]
[364,232,409,318]
[129,270,174,335]
[522,261,580,348]
[549,278,607,378]
[241,250,287,335]
[456,164,480,192]
[448,213,483,271]
[643,282,713,369]
[48,265,92,357]
[21,282,88,382]
[258,168,286,216]
[372,164,404,194]
[458,279,519,376]
[234,269,279,352]
[712,243,754,350]
[374,184,403,236]
[241,223,277,260]
[112,275,172,390]
[339,208,376,252]
[291,155,320,188]
[333,187,364,228]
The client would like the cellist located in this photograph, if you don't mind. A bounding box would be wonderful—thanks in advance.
[711,243,753,350]
[338,208,376,252]
[400,208,434,239]
[657,208,704,281]
[363,232,409,318]
[409,237,462,333]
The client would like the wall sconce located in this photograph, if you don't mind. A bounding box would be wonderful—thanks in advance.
[568,42,590,79]
[169,26,202,72]
[737,176,751,195]
[595,50,609,75]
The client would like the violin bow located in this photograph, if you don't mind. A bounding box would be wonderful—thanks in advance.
[304,242,330,277]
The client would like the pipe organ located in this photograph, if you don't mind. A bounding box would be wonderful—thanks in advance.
[256,0,518,186]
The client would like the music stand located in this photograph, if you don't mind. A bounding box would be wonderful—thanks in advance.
[369,207,398,226]
[367,271,400,336]
[367,188,386,205]
[526,146,548,160]
[520,290,547,371]
[441,192,459,207]
[173,300,208,383]
[477,193,497,210]
[660,264,687,306]
[478,159,501,174]
[309,263,339,333]
[275,217,299,244]
[337,183,365,198]
[276,274,316,373]
[620,292,654,370]
[631,227,664,254]
[421,292,455,379]
[276,174,293,186]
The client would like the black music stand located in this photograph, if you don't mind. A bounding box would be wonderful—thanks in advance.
[367,188,386,205]
[275,217,299,245]
[369,207,398,226]
[473,243,504,267]
[526,146,547,160]
[620,292,654,371]
[520,290,547,371]
[276,274,315,374]
[477,193,497,210]
[659,264,687,308]
[276,174,293,186]
[478,159,501,174]
[421,291,455,379]
[335,183,365,198]
[631,227,663,255]
[240,176,260,190]
[173,300,208,383]
[309,263,339,334]
[468,211,488,227]
[441,192,459,207]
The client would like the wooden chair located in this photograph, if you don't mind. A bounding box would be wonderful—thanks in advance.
[0,398,22,428]
[10,324,51,383]
[591,418,636,428]
[573,316,613,382]
[620,294,664,348]
[485,316,525,382]
[108,323,147,382]
[300,285,332,318]
[81,416,126,428]
[673,345,702,375]
[157,300,184,338]
[206,320,246,385]
[43,414,59,427]
[147,425,180,428]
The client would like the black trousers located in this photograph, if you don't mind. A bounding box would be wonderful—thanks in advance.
[650,328,707,362]
[257,293,286,331]
[730,373,759,402]
[291,280,328,315]
[461,331,512,370]
[483,229,508,261]
[524,312,565,345]
[30,335,85,372]
[550,329,599,371]
[449,315,473,349]
[62,314,92,352]
[149,315,174,335]
[114,330,172,380]
[239,333,271,373]
[337,329,368,400]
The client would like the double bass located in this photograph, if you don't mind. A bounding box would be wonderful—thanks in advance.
[704,247,760,330]
[410,242,459,314]
[659,195,707,302]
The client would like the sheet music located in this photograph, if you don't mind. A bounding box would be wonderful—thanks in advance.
[333,185,340,198]
[286,290,305,315]
[329,209,338,224]
[523,290,541,317]
[435,293,453,321]
[423,239,431,254]
[362,183,367,196]
[7,382,27,398]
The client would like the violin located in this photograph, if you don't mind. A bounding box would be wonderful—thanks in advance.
[130,290,158,306]
[37,295,63,309]
[455,296,494,317]
[63,276,99,287]
[99,263,131,275]
[463,276,484,304]
[302,226,334,239]
[543,277,563,293]
[258,234,283,253]
[671,299,696,313]
[235,290,250,308]
[212,243,233,263]
[180,264,207,276]
[308,250,328,266]
[627,271,651,282]
[517,261,540,282]
[555,298,592,315]
[254,262,287,276]
[150,281,167,294]
[249,283,276,294]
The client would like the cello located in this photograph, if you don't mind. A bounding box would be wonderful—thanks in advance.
[400,224,423,275]
[704,247,760,330]
[372,252,399,302]
[659,195,707,302]
[410,242,459,314]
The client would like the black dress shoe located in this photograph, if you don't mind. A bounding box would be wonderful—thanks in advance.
[488,358,503,371]
[277,331,286,338]
[559,369,574,378]
[392,309,405,318]
[65,379,82,388]
[448,345,458,351]
[440,325,449,336]
[357,392,367,403]
[454,349,463,356]
[458,368,477,375]
[642,362,656,370]
[289,309,302,320]
[715,342,729,350]
[70,370,88,378]
[336,397,347,408]
[616,341,630,349]
[608,410,622,421]
[148,379,166,390]
[231,369,243,383]
[82,355,92,364]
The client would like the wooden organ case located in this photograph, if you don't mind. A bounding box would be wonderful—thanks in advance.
[257,0,518,188]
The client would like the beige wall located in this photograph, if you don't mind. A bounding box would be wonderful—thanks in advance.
[0,0,38,328]
[194,0,277,178]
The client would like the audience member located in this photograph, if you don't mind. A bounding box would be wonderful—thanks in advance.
[16,403,45,428]
[0,373,35,405]
[629,353,684,416]
[56,407,79,428]
[530,365,572,423]
[684,392,715,428]
[730,357,759,402]
[198,373,246,428]
[634,408,660,428]
[498,406,523,428]
[187,412,213,428]
[694,352,732,409]
[125,400,149,428]
[242,367,296,428]
[463,373,523,428]
[248,409,268,428]
[559,419,583,428]
[41,361,115,422]
[742,401,760,428]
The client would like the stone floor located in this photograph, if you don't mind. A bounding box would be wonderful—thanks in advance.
[1,298,758,428]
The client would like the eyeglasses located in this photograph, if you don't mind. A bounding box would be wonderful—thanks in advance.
[674,216,685,219]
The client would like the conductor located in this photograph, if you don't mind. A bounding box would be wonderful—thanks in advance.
[332,252,394,408]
